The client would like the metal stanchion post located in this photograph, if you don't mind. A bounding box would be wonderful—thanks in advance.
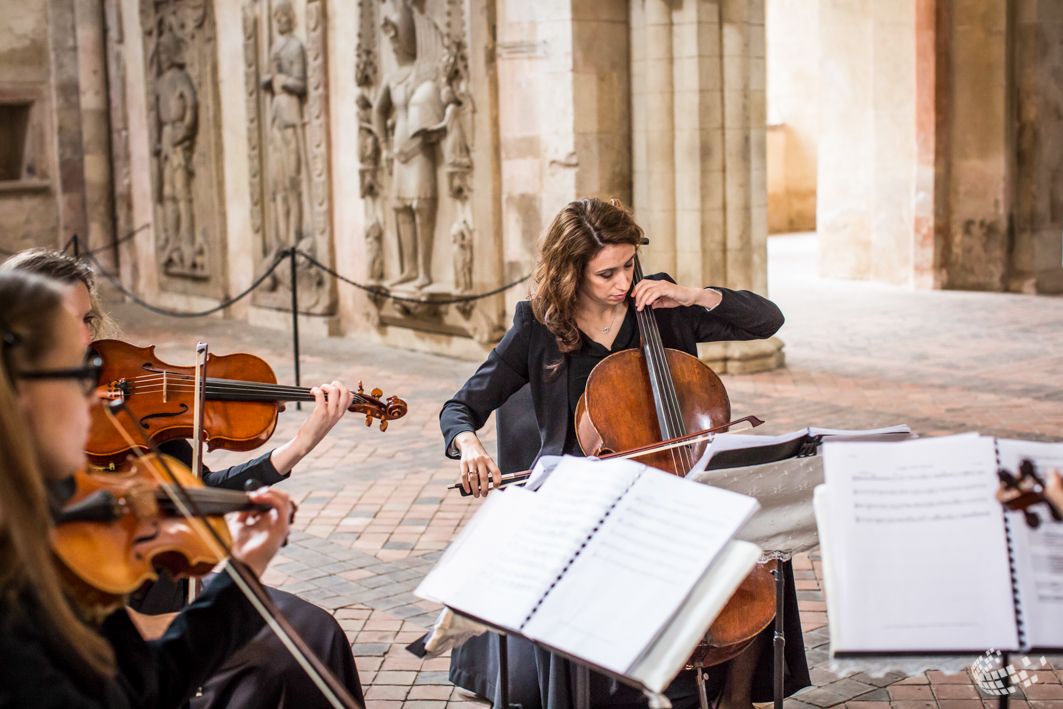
[289,249,301,411]
[773,563,785,709]
[498,633,510,709]
[71,234,79,258]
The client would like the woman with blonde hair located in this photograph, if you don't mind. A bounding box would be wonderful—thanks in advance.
[0,269,293,706]
[439,198,805,709]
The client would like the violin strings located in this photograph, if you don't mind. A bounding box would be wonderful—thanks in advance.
[102,378,375,405]
[108,372,377,402]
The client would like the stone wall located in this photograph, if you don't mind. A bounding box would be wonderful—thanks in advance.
[765,0,818,234]
[0,0,66,254]
[816,0,1063,294]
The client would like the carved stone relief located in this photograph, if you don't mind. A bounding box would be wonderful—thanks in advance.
[244,0,332,313]
[356,0,497,343]
[139,0,227,294]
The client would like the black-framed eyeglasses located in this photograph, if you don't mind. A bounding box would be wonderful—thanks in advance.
[18,353,103,397]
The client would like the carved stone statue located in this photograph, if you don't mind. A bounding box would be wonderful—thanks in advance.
[153,25,204,275]
[418,83,472,200]
[262,0,308,258]
[374,0,447,289]
[357,91,381,198]
[452,219,472,293]
[366,219,385,282]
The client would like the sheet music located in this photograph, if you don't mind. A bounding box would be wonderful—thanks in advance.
[415,458,638,630]
[522,468,759,674]
[996,439,1063,649]
[823,434,1019,652]
[689,425,912,475]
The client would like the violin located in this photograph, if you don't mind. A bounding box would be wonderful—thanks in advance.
[60,397,365,709]
[998,458,1063,528]
[53,453,269,613]
[86,340,409,466]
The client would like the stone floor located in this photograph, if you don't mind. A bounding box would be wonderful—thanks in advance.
[103,232,1063,709]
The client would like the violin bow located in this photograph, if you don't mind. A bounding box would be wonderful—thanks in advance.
[188,342,208,604]
[448,415,765,495]
[101,399,364,709]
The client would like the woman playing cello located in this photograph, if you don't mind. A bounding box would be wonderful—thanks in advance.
[439,198,808,709]
[0,269,294,707]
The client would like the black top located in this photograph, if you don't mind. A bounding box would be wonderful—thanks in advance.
[562,306,639,455]
[439,273,784,465]
[0,573,265,708]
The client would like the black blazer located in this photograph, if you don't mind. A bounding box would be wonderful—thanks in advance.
[439,274,784,463]
[0,574,265,708]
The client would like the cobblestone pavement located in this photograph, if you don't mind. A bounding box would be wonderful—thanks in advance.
[103,233,1063,709]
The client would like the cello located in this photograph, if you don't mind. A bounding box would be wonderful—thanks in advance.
[575,251,777,669]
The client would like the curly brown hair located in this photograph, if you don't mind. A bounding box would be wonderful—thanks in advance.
[530,198,643,355]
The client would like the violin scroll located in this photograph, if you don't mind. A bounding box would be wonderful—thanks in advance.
[354,381,407,432]
[997,459,1063,528]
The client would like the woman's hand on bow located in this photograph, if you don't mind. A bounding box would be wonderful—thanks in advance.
[455,431,501,498]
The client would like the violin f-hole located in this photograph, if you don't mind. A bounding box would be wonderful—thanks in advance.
[139,404,189,430]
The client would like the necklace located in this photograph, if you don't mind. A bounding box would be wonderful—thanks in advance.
[599,304,624,334]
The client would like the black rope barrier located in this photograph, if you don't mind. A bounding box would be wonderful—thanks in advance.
[0,224,150,258]
[82,247,290,318]
[293,249,531,305]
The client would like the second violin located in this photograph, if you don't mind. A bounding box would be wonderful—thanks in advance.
[86,340,408,466]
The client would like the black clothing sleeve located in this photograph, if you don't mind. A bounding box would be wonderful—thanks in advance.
[439,303,533,459]
[156,439,287,491]
[0,573,265,709]
[644,273,785,343]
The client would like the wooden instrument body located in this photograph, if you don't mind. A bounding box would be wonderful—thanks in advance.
[88,341,279,464]
[87,339,408,466]
[53,456,231,607]
[572,253,773,670]
[575,348,731,473]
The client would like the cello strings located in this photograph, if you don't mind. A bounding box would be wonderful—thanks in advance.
[632,261,684,471]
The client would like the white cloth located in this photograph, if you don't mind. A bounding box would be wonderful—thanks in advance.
[688,455,823,559]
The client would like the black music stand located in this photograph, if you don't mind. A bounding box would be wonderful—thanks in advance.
[487,564,787,709]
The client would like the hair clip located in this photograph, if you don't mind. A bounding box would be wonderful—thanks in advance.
[0,318,21,348]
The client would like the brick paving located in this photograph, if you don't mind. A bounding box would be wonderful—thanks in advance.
[104,232,1063,709]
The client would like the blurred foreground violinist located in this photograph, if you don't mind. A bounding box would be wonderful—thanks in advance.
[1,249,364,709]
[0,269,295,707]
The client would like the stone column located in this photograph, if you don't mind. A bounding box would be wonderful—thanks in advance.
[1010,0,1063,294]
[47,0,90,247]
[74,0,118,272]
[631,0,781,373]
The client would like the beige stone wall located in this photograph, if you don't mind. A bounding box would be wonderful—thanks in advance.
[765,0,817,234]
[817,0,917,285]
[0,0,61,254]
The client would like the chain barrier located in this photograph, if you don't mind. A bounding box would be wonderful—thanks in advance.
[7,231,531,318]
[82,247,290,318]
[293,249,531,305]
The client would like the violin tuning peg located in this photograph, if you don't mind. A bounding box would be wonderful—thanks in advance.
[357,381,364,394]
[371,388,383,398]
[380,419,388,432]
[365,415,372,427]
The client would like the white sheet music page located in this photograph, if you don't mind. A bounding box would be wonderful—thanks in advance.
[996,439,1063,649]
[823,434,1018,652]
[522,467,759,674]
[415,457,638,631]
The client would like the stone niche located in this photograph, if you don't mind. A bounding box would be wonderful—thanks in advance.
[138,0,228,299]
[353,0,504,345]
[243,0,336,314]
